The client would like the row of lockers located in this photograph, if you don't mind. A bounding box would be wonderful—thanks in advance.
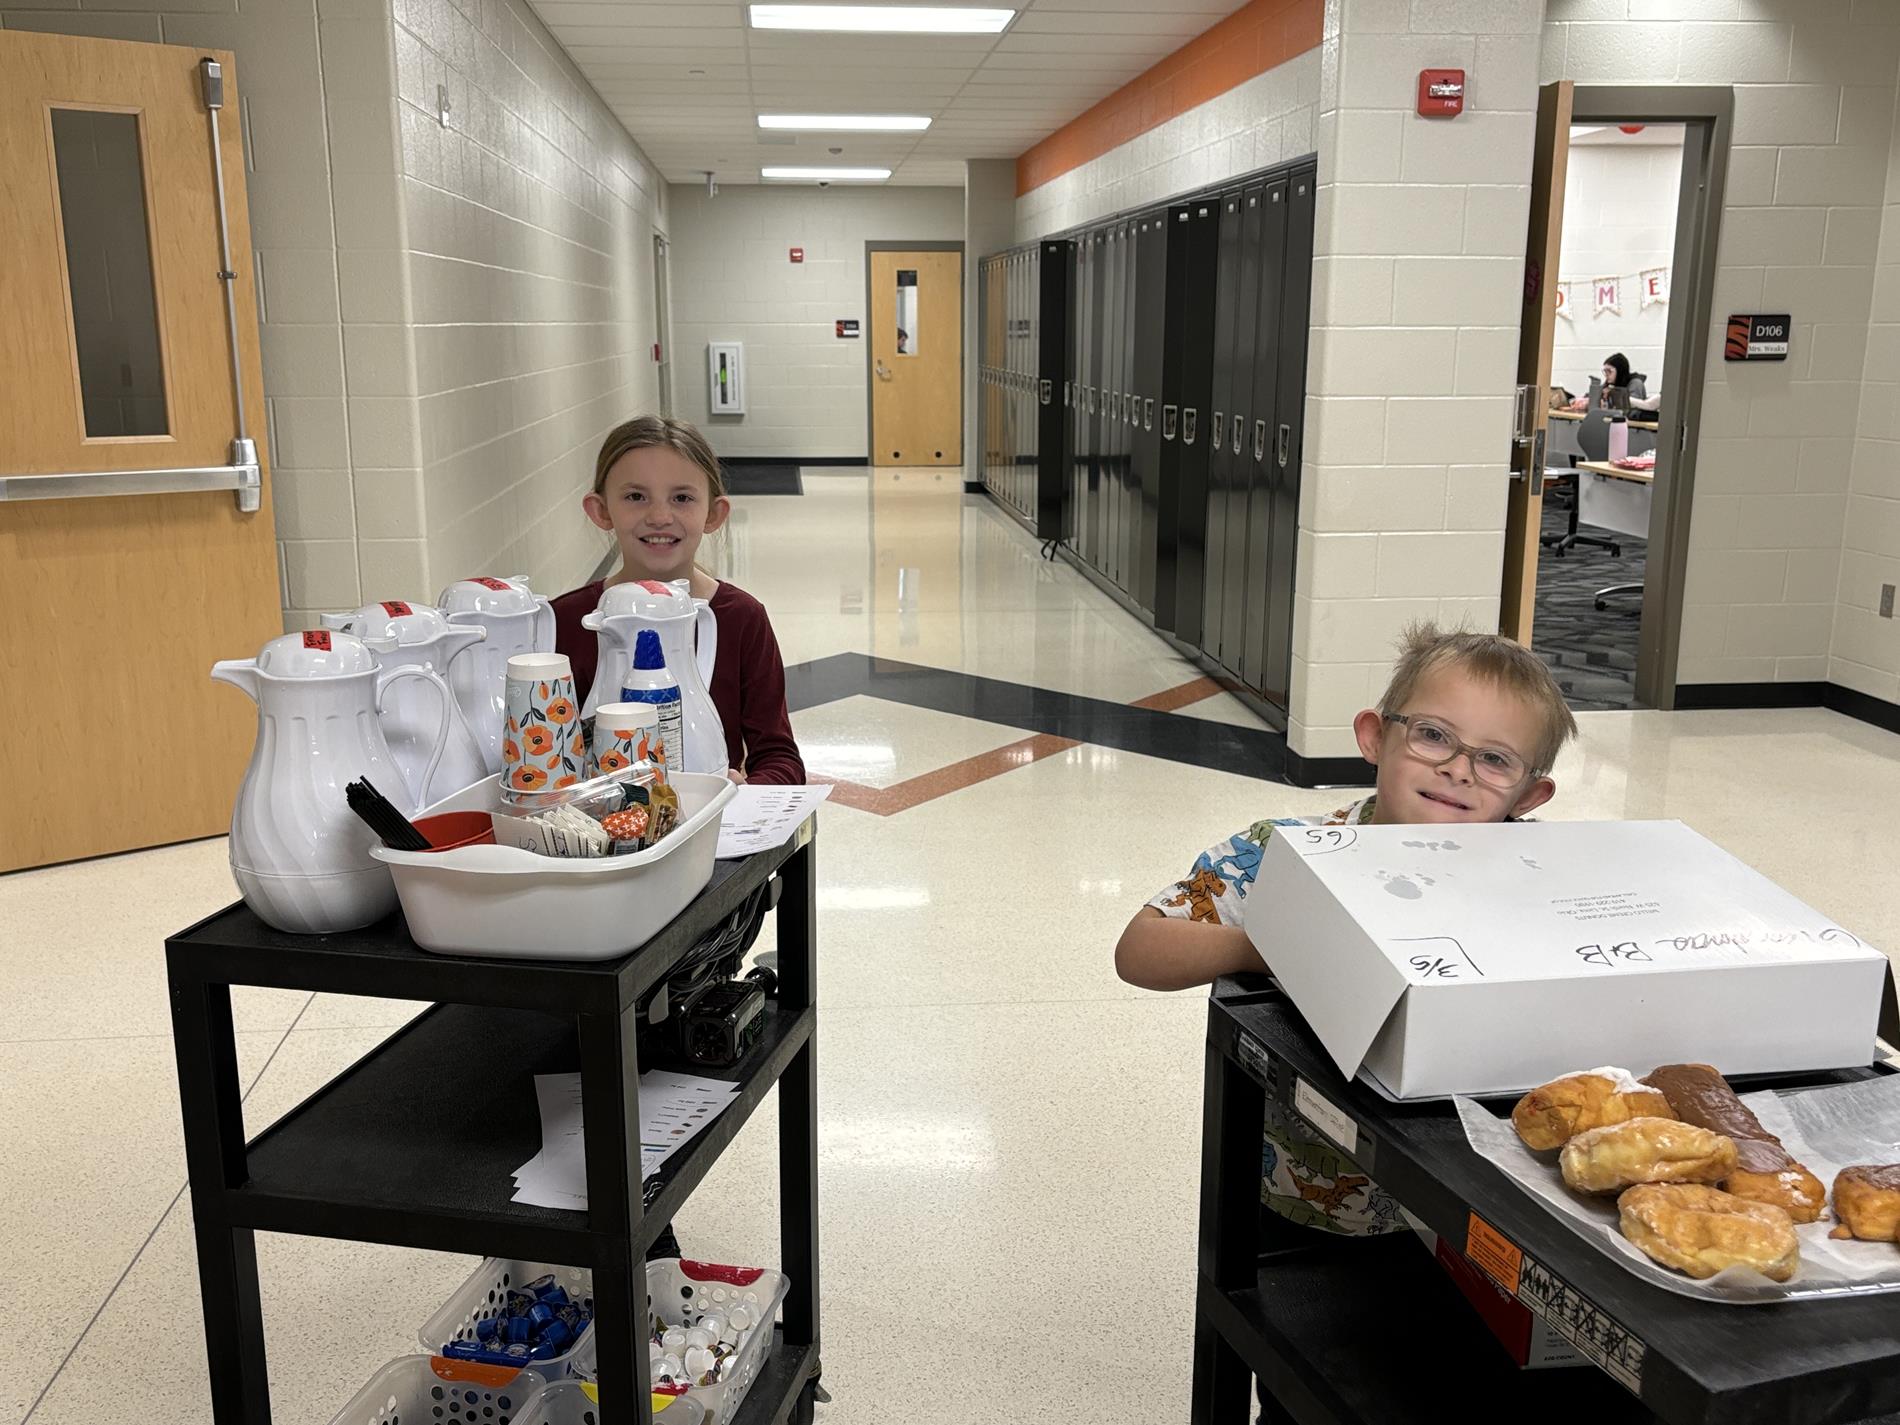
[977,157,1318,716]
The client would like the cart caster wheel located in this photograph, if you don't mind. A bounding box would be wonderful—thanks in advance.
[1594,599,1609,611]
[1609,543,1622,558]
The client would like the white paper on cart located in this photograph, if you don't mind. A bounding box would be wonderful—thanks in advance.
[715,784,830,860]
[1456,1073,1900,1303]
[511,1070,741,1210]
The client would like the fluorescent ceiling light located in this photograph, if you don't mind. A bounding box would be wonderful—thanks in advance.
[759,114,932,132]
[762,165,893,181]
[750,5,1015,35]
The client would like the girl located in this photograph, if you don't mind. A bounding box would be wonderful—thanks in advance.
[552,416,805,785]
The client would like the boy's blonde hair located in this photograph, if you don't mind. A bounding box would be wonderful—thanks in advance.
[1378,623,1578,774]
[593,415,726,500]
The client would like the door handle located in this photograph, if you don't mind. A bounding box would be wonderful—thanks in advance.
[1040,378,1052,405]
[1183,408,1198,445]
[876,359,893,381]
[1086,387,1095,414]
[1144,398,1154,431]
[1254,419,1267,461]
[1276,423,1292,468]
[1125,393,1135,425]
[1162,404,1178,440]
[1232,414,1244,455]
[1212,412,1225,449]
[1063,380,1071,406]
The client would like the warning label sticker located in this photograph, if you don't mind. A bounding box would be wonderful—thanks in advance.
[1465,1212,1523,1295]
[1516,1255,1647,1393]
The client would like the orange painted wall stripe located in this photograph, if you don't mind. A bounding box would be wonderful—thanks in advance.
[1015,0,1324,198]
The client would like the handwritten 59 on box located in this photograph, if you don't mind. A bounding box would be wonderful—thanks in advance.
[1251,820,1891,1100]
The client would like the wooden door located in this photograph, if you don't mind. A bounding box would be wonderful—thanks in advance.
[870,249,961,466]
[0,31,280,871]
[1501,81,1573,645]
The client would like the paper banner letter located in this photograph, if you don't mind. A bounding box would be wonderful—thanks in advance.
[1593,277,1621,317]
[1554,282,1572,320]
[1640,266,1669,308]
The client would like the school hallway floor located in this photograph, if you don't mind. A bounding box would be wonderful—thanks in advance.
[7,469,1900,1424]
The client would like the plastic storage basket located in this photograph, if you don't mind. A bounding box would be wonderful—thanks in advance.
[418,1258,596,1380]
[517,1381,705,1424]
[371,772,737,959]
[327,1355,545,1425]
[636,1259,791,1425]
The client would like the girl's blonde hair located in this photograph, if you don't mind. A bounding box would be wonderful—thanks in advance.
[593,415,726,500]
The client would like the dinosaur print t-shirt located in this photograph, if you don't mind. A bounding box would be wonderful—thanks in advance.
[1147,795,1409,1237]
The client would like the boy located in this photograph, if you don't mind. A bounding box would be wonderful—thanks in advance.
[1116,625,1578,1238]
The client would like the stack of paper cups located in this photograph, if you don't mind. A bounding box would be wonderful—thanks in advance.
[503,652,583,793]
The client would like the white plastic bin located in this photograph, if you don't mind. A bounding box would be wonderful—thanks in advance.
[518,1381,706,1424]
[327,1355,545,1425]
[418,1259,596,1380]
[633,1259,791,1425]
[371,772,736,959]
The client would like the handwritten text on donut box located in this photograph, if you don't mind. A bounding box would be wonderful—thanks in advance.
[1251,820,1890,1099]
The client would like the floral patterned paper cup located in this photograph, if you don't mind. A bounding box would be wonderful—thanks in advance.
[504,652,585,793]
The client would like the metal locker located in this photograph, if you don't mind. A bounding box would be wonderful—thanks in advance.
[1243,179,1291,692]
[1102,226,1109,581]
[1064,240,1080,550]
[1072,237,1092,560]
[1264,167,1317,709]
[1117,214,1132,592]
[1201,189,1244,661]
[1153,205,1192,633]
[1037,239,1070,539]
[1102,228,1109,573]
[1133,211,1166,615]
[1170,199,1220,648]
[1215,182,1267,674]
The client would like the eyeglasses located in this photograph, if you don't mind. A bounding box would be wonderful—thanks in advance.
[1384,714,1534,789]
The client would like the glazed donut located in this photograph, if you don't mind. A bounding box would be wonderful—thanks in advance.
[1511,1066,1676,1151]
[1559,1117,1737,1195]
[1618,1183,1800,1282]
[1829,1165,1900,1242]
[1641,1063,1826,1224]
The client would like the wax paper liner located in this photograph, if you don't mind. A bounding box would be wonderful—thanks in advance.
[1455,1072,1900,1303]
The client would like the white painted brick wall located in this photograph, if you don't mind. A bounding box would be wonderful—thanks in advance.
[1291,0,1541,761]
[1011,49,1323,243]
[664,183,966,460]
[1834,68,1900,704]
[1547,0,1900,690]
[394,0,665,605]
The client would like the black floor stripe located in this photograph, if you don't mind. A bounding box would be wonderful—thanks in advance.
[783,652,1301,784]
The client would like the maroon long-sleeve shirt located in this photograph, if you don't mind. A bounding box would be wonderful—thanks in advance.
[551,579,806,785]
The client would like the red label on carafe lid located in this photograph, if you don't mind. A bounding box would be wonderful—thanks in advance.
[303,631,333,650]
[635,579,673,594]
[472,577,512,590]
[380,600,413,616]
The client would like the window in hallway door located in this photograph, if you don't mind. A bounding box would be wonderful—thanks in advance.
[50,107,170,438]
[896,268,919,354]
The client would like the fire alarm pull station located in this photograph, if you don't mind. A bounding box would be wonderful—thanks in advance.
[790,247,804,263]
[1418,69,1465,117]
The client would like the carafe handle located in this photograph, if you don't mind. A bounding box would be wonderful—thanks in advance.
[694,602,718,688]
[376,665,453,807]
[533,596,557,654]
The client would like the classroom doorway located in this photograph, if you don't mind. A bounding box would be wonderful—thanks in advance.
[1504,85,1731,712]
[867,243,962,467]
